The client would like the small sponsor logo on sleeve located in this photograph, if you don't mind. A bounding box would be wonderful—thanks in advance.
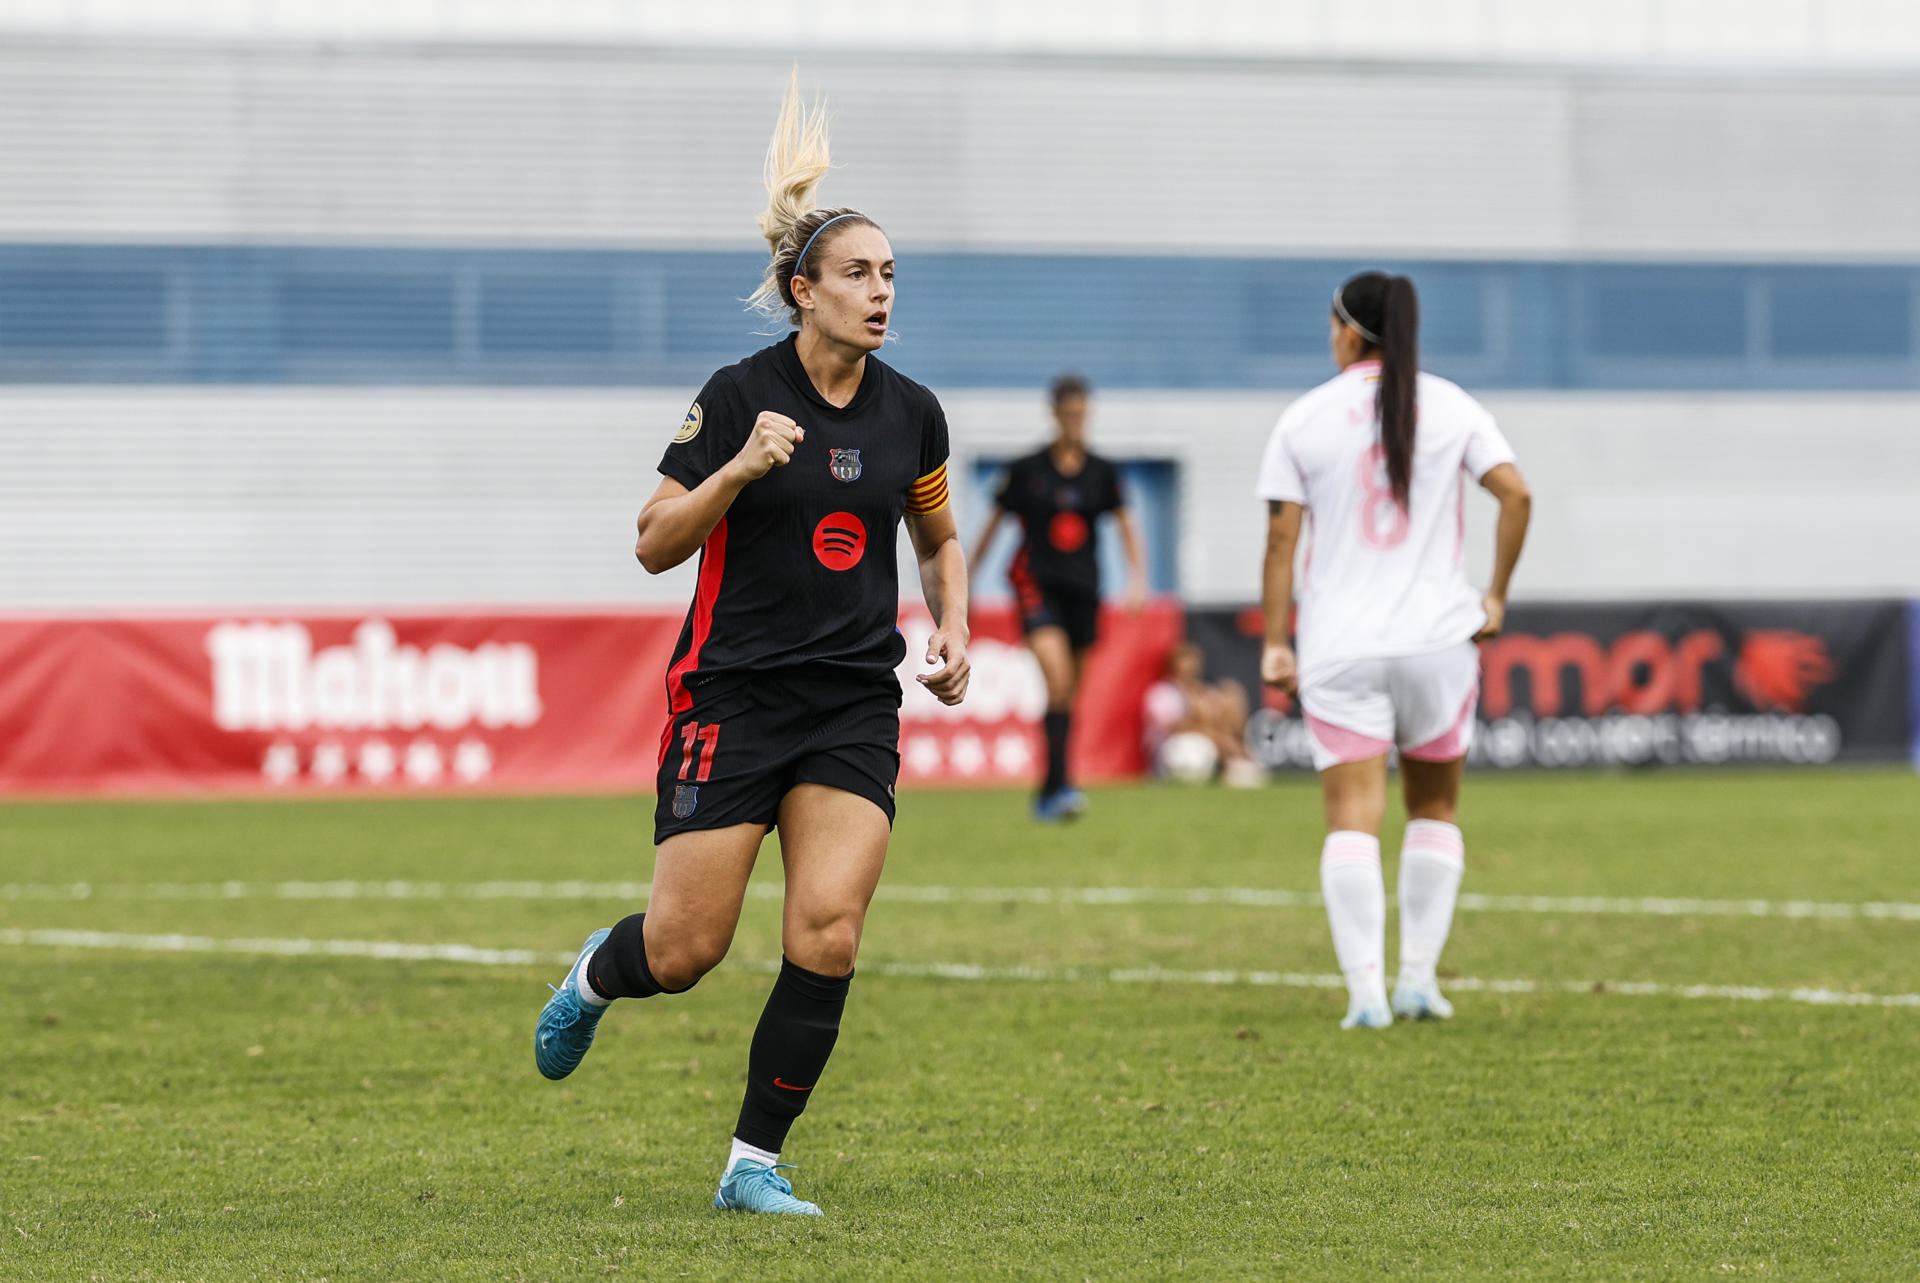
[674,403,703,444]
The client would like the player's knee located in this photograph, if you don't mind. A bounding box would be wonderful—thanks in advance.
[787,912,862,977]
[808,929,861,978]
[647,929,731,991]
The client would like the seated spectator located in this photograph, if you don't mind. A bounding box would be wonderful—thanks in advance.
[1142,640,1265,787]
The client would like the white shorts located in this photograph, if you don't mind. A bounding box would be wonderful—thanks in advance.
[1298,641,1480,773]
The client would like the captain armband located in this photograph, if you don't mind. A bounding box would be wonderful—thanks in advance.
[906,463,949,515]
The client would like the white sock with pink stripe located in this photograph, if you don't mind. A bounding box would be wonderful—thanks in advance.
[1397,819,1466,986]
[1320,831,1387,1006]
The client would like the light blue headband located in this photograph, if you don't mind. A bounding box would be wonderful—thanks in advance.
[793,213,861,278]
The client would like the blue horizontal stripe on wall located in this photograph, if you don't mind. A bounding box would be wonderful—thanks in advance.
[0,245,1916,390]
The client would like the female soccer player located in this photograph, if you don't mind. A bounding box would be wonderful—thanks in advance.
[969,374,1147,819]
[533,77,969,1216]
[1256,271,1531,1029]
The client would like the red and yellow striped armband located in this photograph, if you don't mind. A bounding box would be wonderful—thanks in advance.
[906,463,949,515]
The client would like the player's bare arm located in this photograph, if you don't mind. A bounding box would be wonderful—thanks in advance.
[634,411,806,573]
[1474,462,1532,640]
[908,504,971,706]
[1115,505,1149,609]
[965,504,1006,581]
[1260,499,1303,695]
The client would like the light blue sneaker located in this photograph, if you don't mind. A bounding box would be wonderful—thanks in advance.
[535,927,612,1080]
[1340,994,1394,1030]
[713,1161,823,1217]
[1392,978,1455,1021]
[1032,789,1084,823]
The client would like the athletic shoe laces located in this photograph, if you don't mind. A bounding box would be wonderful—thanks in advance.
[542,983,592,1027]
[729,1162,800,1199]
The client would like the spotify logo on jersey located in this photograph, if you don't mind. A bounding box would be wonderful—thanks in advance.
[1049,511,1088,553]
[812,512,867,570]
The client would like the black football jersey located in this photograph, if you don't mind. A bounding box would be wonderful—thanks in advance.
[994,448,1124,597]
[657,335,950,700]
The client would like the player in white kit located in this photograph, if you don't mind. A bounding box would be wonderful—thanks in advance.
[1256,271,1532,1029]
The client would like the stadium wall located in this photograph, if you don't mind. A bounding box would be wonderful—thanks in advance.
[4,244,1917,392]
[4,41,1918,609]
[6,41,1920,257]
[3,388,1918,609]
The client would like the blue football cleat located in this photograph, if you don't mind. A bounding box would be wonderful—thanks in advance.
[1340,994,1394,1030]
[1392,978,1455,1021]
[713,1161,823,1217]
[535,927,612,1080]
[1032,789,1085,823]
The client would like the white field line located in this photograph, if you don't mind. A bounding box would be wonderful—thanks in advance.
[3,927,1918,1011]
[6,880,1920,922]
[0,928,560,968]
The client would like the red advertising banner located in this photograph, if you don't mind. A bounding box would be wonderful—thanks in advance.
[0,604,1183,796]
[0,613,682,796]
[895,601,1183,787]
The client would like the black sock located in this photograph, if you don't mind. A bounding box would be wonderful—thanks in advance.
[733,958,852,1153]
[1043,710,1071,796]
[586,912,684,1001]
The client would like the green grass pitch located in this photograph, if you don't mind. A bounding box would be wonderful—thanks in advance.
[4,769,1920,1280]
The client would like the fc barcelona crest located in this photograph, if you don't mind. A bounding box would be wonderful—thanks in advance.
[829,448,862,482]
[671,785,699,818]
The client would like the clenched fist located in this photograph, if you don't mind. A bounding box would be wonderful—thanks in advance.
[732,411,805,481]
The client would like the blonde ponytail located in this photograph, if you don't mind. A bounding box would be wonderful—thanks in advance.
[756,69,831,257]
[747,69,880,323]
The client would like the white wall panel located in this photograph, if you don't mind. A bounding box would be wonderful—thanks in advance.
[948,67,1573,254]
[0,389,699,608]
[1573,85,1920,257]
[0,49,245,240]
[3,43,1919,257]
[5,387,1916,609]
[11,0,1920,68]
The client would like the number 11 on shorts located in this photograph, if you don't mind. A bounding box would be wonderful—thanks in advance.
[678,721,720,782]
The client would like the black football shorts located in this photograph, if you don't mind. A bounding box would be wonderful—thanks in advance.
[653,672,902,844]
[1020,586,1102,651]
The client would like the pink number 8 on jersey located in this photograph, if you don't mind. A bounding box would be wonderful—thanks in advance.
[1355,443,1411,549]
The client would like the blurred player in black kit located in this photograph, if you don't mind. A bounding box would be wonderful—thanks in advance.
[532,73,970,1218]
[970,374,1148,820]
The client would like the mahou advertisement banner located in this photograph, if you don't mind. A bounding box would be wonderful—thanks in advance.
[0,613,680,795]
[0,604,1181,796]
[1185,600,1914,770]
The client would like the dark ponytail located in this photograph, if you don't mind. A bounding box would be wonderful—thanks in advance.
[1334,272,1421,509]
